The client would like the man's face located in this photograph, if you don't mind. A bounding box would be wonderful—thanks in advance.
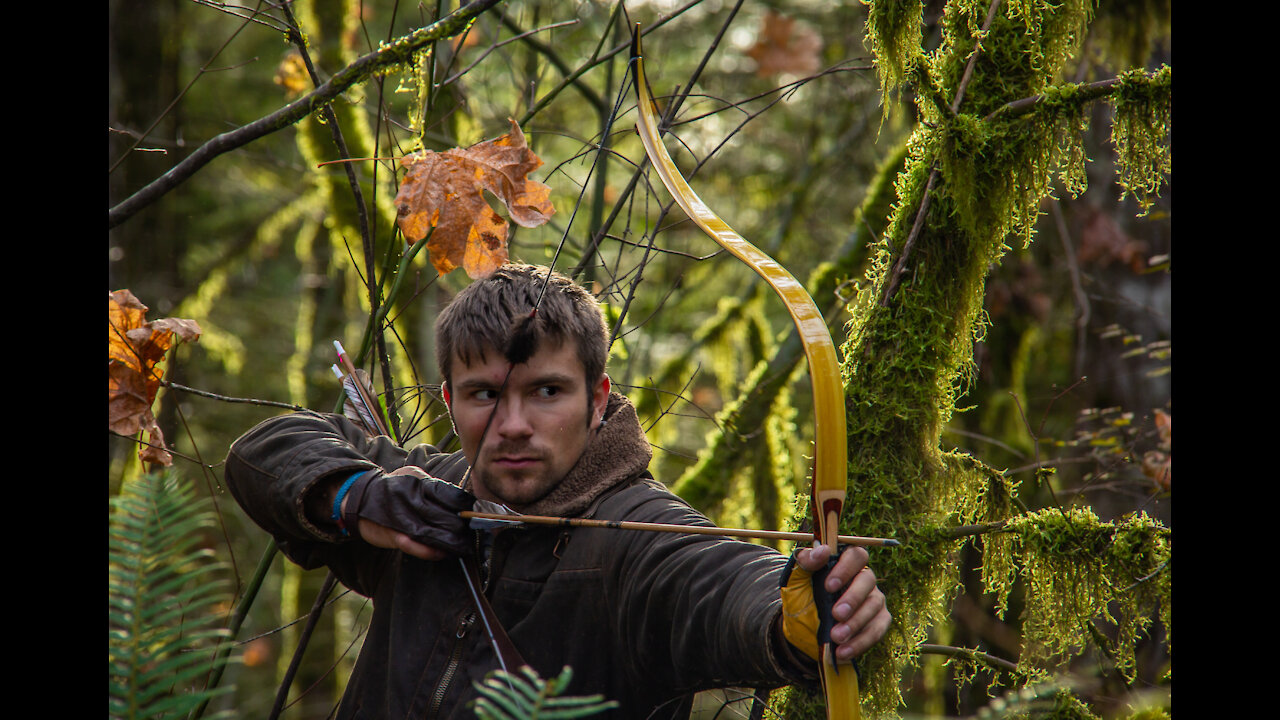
[444,341,610,508]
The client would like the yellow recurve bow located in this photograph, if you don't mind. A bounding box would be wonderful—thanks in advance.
[630,25,862,720]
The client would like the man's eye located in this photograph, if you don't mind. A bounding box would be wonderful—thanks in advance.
[536,386,560,398]
[472,389,498,401]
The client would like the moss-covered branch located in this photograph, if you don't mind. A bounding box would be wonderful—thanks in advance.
[108,0,505,229]
[791,1,1172,716]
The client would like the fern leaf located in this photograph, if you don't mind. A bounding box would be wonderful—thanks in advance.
[472,666,618,720]
[108,470,237,720]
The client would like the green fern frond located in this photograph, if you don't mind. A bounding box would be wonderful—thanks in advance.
[109,470,236,720]
[471,666,618,720]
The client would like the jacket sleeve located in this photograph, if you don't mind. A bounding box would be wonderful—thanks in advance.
[593,479,818,690]
[223,410,460,594]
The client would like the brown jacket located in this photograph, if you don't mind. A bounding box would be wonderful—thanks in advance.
[225,394,814,719]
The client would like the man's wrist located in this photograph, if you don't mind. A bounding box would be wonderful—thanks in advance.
[331,471,370,536]
[773,613,821,681]
[305,470,371,537]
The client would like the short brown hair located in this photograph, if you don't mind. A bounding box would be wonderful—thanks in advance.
[435,264,609,388]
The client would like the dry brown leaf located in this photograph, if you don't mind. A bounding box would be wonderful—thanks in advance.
[1142,450,1170,491]
[452,27,482,53]
[395,119,555,279]
[109,290,201,466]
[1153,408,1170,447]
[1140,409,1170,491]
[1078,208,1149,273]
[745,11,822,78]
[274,50,310,97]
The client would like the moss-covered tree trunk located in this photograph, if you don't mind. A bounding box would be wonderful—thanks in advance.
[779,2,1170,717]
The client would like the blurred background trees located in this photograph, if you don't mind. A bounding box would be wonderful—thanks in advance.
[108,1,1169,717]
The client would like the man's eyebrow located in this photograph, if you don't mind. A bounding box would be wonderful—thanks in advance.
[523,370,579,387]
[453,370,579,391]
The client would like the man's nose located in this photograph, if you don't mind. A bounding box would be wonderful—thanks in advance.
[494,397,533,438]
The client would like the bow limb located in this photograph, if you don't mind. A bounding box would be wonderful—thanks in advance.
[630,26,859,720]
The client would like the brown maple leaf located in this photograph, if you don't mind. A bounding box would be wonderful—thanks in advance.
[395,119,555,279]
[745,11,822,78]
[109,290,201,466]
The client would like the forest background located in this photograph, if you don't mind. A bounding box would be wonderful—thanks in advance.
[108,1,1170,719]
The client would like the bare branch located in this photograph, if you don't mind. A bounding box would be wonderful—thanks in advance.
[108,0,505,229]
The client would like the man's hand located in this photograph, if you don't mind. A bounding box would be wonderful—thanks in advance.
[341,466,474,561]
[781,544,891,663]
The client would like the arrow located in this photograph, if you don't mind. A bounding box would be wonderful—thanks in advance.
[461,511,899,547]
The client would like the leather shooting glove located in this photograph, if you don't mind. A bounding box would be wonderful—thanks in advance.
[778,549,838,663]
[339,469,476,556]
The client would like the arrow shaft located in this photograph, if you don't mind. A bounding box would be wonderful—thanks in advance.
[461,511,899,547]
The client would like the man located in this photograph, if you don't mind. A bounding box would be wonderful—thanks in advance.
[225,264,890,719]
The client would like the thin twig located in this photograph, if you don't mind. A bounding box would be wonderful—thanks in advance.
[109,1,271,174]
[268,573,338,720]
[1051,199,1090,380]
[985,76,1124,122]
[276,1,401,442]
[109,0,504,229]
[918,643,1020,674]
[492,13,602,114]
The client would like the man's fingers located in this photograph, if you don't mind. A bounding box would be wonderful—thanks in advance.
[795,544,832,572]
[835,601,892,660]
[394,532,449,561]
[359,518,450,561]
[830,582,890,657]
[812,546,870,592]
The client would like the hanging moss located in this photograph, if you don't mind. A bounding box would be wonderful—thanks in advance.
[998,508,1171,681]
[863,0,925,113]
[781,2,1171,716]
[1111,65,1171,214]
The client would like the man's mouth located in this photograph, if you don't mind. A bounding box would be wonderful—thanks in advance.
[489,453,542,469]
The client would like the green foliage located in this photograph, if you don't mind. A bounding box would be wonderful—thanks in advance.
[109,470,236,720]
[990,508,1171,682]
[471,666,618,720]
[1111,66,1171,214]
[794,1,1173,716]
[864,0,925,112]
[925,0,1093,246]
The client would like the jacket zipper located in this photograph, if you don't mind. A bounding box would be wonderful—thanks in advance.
[426,612,475,720]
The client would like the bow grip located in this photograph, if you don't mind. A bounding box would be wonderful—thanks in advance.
[811,546,860,678]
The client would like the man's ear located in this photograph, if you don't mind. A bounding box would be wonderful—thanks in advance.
[592,373,611,427]
[441,381,459,435]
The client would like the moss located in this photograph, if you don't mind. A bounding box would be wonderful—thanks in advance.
[780,3,1171,717]
[1000,508,1171,681]
[1040,689,1104,720]
[863,0,925,114]
[1111,66,1171,214]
